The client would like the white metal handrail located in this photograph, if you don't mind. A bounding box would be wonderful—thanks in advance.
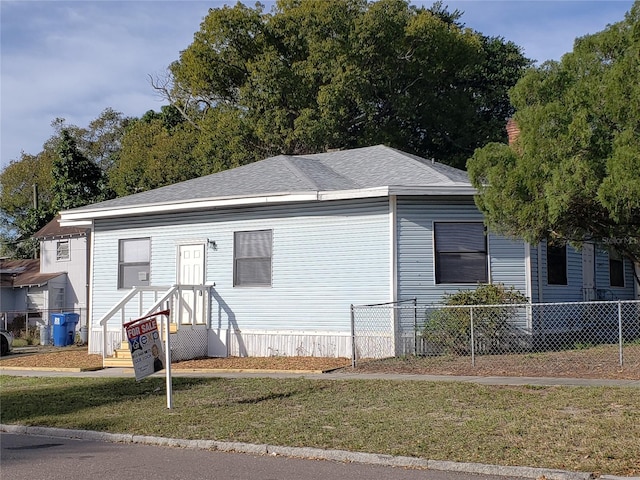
[98,284,212,361]
[98,286,170,361]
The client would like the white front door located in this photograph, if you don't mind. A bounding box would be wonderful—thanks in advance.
[582,243,595,300]
[178,244,206,325]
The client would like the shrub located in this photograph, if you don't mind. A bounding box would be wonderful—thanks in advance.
[422,284,528,355]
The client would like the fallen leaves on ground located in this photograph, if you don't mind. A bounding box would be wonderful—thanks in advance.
[0,346,348,372]
[353,345,640,380]
[0,346,103,370]
[173,356,349,371]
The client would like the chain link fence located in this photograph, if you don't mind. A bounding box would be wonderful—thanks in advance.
[351,299,640,373]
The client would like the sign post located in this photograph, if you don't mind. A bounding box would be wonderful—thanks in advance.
[164,309,173,409]
[123,309,173,409]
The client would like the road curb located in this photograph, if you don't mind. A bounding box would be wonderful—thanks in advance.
[1,424,596,480]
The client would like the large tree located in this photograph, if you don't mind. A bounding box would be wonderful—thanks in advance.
[0,151,56,258]
[155,0,530,170]
[52,129,105,211]
[0,109,128,257]
[467,2,640,279]
[108,105,202,196]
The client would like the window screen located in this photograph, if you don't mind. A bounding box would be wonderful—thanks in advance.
[234,230,272,286]
[118,238,150,289]
[434,223,487,284]
[56,240,70,261]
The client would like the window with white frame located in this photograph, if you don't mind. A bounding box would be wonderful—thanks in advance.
[118,238,150,289]
[434,222,487,284]
[234,230,272,287]
[609,250,624,287]
[56,240,70,261]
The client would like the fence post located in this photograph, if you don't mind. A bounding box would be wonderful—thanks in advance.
[350,304,356,368]
[470,306,475,367]
[618,300,623,367]
[413,298,418,356]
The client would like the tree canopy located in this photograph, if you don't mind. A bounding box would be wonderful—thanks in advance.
[467,2,640,275]
[154,0,529,171]
[2,0,532,256]
[52,129,105,211]
[0,150,56,258]
[0,110,127,258]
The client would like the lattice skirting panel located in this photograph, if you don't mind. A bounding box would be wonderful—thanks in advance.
[89,328,208,360]
[227,330,352,357]
[170,328,208,362]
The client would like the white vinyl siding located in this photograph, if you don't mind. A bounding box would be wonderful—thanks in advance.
[91,199,390,333]
[396,197,527,305]
[39,236,89,317]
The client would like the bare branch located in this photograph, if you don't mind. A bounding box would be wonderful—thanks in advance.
[148,73,202,131]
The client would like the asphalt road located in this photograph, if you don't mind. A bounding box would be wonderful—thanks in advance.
[1,432,530,480]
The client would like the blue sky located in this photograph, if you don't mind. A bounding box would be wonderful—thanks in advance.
[0,0,635,171]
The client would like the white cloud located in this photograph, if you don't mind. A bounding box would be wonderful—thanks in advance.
[1,1,211,167]
[1,0,635,170]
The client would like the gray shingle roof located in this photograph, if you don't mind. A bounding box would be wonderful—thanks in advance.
[33,214,88,239]
[69,145,470,213]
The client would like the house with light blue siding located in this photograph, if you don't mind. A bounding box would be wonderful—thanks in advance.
[59,145,637,362]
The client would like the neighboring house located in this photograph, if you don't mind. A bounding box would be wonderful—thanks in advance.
[505,118,638,303]
[0,215,90,334]
[0,258,67,328]
[34,215,90,327]
[58,145,637,360]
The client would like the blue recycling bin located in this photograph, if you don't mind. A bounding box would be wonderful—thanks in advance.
[51,313,80,346]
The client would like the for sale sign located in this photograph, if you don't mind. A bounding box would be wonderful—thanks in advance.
[125,317,165,381]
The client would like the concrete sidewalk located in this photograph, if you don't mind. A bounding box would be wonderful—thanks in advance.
[1,365,639,387]
[2,366,639,479]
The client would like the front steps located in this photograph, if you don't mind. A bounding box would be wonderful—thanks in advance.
[103,341,133,367]
[103,323,178,368]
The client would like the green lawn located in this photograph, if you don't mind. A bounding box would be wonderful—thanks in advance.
[1,375,638,476]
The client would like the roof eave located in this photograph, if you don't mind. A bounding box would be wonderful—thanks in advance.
[60,191,321,223]
[388,185,478,196]
[60,185,476,223]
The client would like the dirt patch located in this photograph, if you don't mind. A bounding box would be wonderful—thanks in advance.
[1,344,638,379]
[0,346,103,370]
[173,356,350,372]
[0,347,348,372]
[350,345,640,380]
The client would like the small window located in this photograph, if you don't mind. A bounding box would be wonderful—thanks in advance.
[434,222,487,284]
[56,240,70,261]
[53,288,65,309]
[234,230,272,287]
[118,238,150,289]
[609,251,624,287]
[547,243,567,285]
